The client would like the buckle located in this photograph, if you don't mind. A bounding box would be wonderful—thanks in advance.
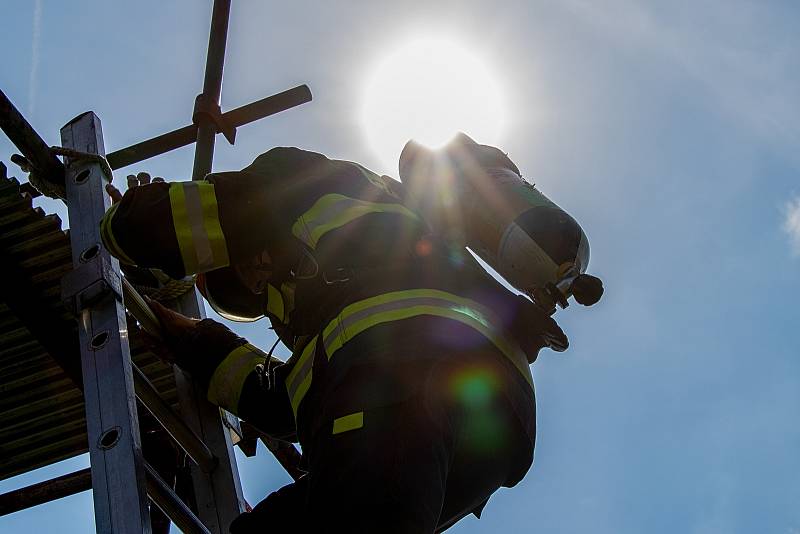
[322,267,353,285]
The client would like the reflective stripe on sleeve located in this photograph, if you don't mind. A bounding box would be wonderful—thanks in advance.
[169,181,230,275]
[99,203,136,265]
[285,289,532,422]
[207,343,266,413]
[291,194,420,249]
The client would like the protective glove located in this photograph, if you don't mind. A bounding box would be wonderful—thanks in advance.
[511,295,569,363]
[105,171,165,202]
[228,478,309,533]
[139,298,201,364]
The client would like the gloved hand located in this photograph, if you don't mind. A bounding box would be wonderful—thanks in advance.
[140,298,201,364]
[105,171,165,203]
[144,299,245,381]
[511,296,569,362]
[229,478,309,533]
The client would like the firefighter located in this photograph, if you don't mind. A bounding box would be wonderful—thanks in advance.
[101,142,569,533]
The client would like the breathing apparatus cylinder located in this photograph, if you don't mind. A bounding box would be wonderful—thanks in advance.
[399,133,602,313]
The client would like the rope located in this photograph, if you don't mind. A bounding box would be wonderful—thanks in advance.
[131,275,198,303]
[11,146,114,200]
[50,146,114,183]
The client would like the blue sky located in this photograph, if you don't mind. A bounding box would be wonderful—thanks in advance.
[1,1,799,532]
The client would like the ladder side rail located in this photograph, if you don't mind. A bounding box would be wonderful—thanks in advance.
[60,112,152,534]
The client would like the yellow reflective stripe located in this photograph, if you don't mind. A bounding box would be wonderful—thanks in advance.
[324,302,532,388]
[291,193,419,248]
[99,203,135,265]
[170,184,194,272]
[169,182,230,275]
[266,284,285,322]
[332,412,364,435]
[287,290,533,421]
[198,182,230,271]
[286,335,318,418]
[290,373,313,420]
[324,289,530,385]
[207,343,266,413]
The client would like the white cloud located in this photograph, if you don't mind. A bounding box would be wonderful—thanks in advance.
[784,195,800,256]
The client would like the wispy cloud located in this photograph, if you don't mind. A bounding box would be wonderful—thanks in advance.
[28,0,42,116]
[784,195,800,256]
[561,0,800,157]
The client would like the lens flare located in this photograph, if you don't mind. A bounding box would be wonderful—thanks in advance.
[448,366,498,409]
[448,366,508,453]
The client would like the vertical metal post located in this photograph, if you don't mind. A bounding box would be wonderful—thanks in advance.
[175,1,246,532]
[61,112,152,533]
[192,0,232,180]
[172,293,245,533]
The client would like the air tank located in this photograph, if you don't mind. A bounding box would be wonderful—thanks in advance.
[399,133,602,313]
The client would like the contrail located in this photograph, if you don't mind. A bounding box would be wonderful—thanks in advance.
[28,0,43,117]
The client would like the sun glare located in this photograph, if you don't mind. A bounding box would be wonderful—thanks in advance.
[360,37,507,171]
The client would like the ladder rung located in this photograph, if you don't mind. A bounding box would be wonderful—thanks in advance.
[145,461,211,534]
[133,364,217,473]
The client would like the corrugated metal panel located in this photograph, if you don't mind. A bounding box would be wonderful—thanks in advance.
[0,164,180,480]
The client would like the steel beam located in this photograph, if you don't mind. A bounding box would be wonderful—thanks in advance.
[192,0,232,180]
[162,4,247,533]
[0,468,92,516]
[170,294,245,533]
[105,85,311,171]
[0,89,65,187]
[61,112,152,533]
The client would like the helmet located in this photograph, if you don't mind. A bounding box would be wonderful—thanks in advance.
[399,132,520,187]
[196,266,266,322]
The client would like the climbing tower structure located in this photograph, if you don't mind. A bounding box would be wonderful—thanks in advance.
[0,2,311,532]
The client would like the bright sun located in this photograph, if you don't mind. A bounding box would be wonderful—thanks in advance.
[360,37,507,171]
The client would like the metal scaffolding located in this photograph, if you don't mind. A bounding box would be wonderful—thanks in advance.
[0,1,311,532]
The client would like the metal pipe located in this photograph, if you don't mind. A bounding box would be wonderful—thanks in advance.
[121,277,163,341]
[105,85,311,171]
[0,468,92,516]
[132,364,217,473]
[192,0,232,180]
[145,462,212,534]
[0,89,65,188]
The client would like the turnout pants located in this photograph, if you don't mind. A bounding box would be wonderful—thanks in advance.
[231,319,536,533]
